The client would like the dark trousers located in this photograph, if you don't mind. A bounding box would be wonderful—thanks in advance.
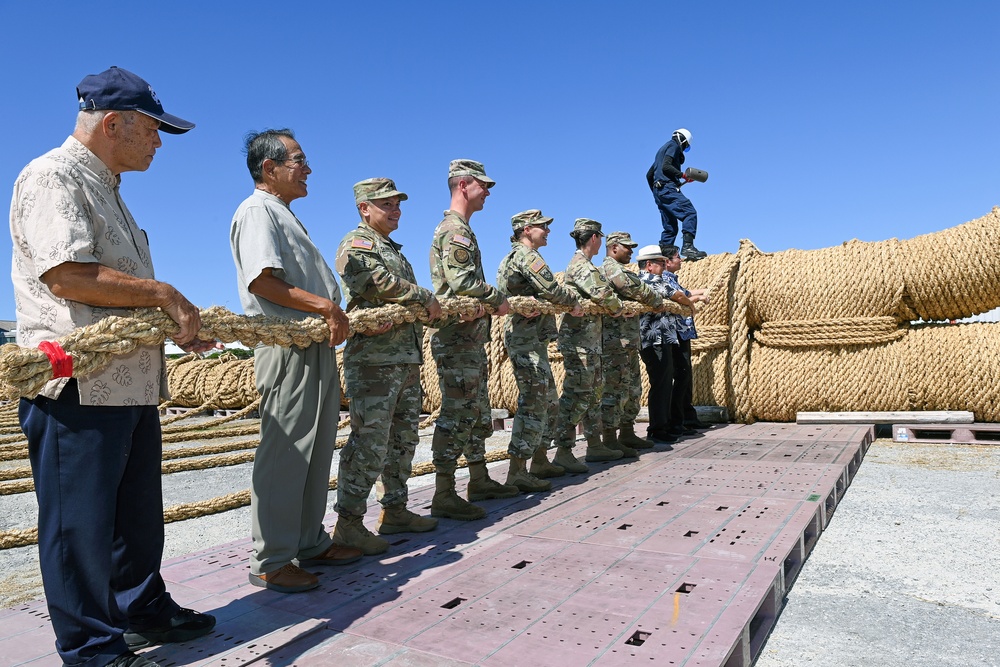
[655,186,698,248]
[20,383,178,667]
[640,344,683,437]
[673,338,695,428]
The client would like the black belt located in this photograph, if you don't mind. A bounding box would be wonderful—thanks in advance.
[653,180,668,189]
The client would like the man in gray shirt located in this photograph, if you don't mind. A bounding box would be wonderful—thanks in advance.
[230,129,361,594]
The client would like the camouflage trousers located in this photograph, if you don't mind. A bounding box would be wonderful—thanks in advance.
[335,362,422,518]
[599,347,642,430]
[558,347,604,443]
[506,341,558,460]
[432,348,491,469]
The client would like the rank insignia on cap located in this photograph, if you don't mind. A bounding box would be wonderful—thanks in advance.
[530,259,546,273]
[352,238,375,250]
[452,234,472,248]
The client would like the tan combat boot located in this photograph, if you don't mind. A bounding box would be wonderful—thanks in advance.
[585,429,623,462]
[552,425,588,473]
[619,422,654,449]
[529,445,565,478]
[553,446,588,473]
[377,504,438,535]
[467,461,520,501]
[332,513,389,555]
[604,426,637,458]
[506,456,552,492]
[431,472,486,521]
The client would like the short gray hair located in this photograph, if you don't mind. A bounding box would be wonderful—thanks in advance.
[244,128,295,184]
[75,109,135,134]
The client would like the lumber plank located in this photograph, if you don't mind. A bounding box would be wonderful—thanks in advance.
[797,411,974,425]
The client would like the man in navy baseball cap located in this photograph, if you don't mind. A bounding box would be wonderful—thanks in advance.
[77,66,194,134]
[10,66,214,667]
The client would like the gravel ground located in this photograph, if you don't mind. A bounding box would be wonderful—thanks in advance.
[1,422,998,666]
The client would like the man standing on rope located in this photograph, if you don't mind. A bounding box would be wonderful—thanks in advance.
[497,210,583,491]
[428,160,519,521]
[596,232,665,451]
[231,129,361,595]
[555,219,625,467]
[647,128,707,261]
[332,178,443,555]
[10,67,216,667]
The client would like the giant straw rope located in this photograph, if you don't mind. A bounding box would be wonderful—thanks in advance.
[3,210,1000,421]
[2,209,1000,551]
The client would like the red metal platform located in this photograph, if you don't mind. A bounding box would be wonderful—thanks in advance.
[0,423,872,667]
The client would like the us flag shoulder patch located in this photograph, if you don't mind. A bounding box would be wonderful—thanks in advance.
[351,238,374,250]
[452,234,472,247]
[530,259,546,273]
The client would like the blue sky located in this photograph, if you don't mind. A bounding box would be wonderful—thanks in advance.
[3,1,999,321]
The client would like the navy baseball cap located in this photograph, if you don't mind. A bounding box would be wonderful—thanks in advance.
[76,66,194,134]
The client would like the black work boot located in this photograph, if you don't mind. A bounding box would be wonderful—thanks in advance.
[681,232,707,261]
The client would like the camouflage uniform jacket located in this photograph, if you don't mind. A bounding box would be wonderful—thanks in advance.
[429,210,505,348]
[600,255,664,350]
[336,222,433,366]
[496,242,578,348]
[558,250,623,353]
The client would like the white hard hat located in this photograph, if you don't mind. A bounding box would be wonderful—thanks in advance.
[673,128,692,145]
[636,244,667,261]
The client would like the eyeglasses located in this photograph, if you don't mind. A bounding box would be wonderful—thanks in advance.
[273,155,310,169]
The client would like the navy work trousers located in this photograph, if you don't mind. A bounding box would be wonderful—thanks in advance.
[654,185,698,248]
[20,382,178,667]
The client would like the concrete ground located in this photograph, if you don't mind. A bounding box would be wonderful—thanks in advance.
[756,439,1000,667]
[1,422,998,666]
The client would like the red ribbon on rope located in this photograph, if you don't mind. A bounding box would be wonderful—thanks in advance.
[38,341,74,379]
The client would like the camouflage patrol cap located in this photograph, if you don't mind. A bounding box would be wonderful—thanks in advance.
[572,218,604,236]
[353,177,409,204]
[605,231,638,248]
[449,159,495,188]
[511,209,553,232]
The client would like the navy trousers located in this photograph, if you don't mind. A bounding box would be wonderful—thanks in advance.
[654,185,698,248]
[20,382,179,667]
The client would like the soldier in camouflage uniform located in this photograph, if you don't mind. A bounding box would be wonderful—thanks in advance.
[596,232,665,454]
[429,159,519,521]
[555,219,625,467]
[332,178,444,556]
[496,210,582,492]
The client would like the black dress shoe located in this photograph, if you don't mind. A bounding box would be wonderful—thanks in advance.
[647,430,678,444]
[684,419,711,430]
[124,608,216,649]
[106,652,160,667]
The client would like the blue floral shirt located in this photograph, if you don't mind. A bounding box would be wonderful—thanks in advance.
[662,271,698,341]
[639,271,678,348]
